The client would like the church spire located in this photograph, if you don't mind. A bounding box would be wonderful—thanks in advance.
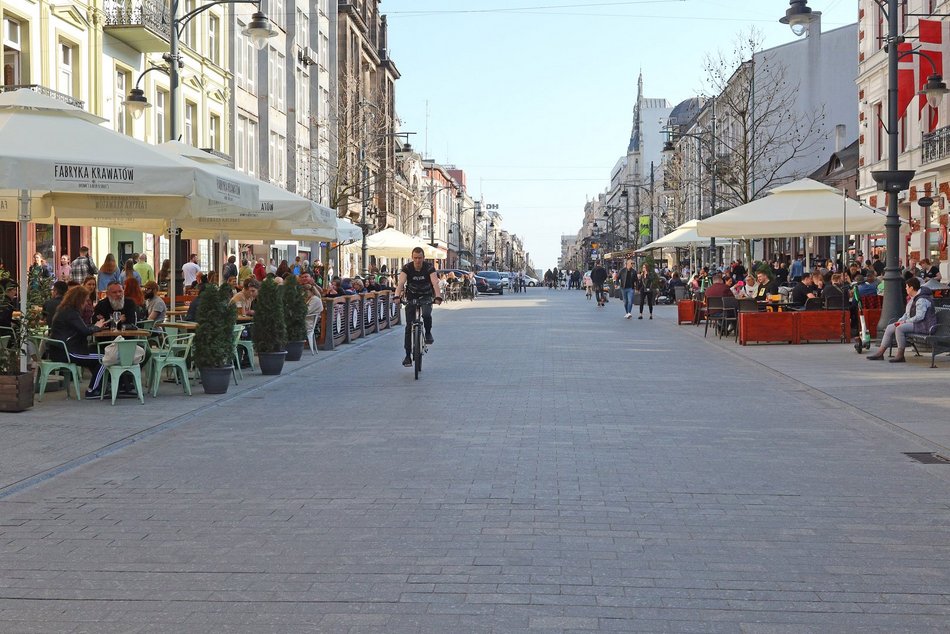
[628,71,643,153]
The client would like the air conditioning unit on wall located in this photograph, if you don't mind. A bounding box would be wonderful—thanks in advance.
[298,47,317,66]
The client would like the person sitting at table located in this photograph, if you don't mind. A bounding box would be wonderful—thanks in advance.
[0,278,17,332]
[93,281,138,328]
[821,273,850,306]
[752,270,779,302]
[143,281,167,326]
[229,278,260,318]
[811,271,825,296]
[853,269,877,297]
[790,274,818,306]
[42,281,69,324]
[303,284,323,339]
[703,273,730,298]
[867,277,936,363]
[733,275,757,299]
[184,282,207,322]
[225,275,239,297]
[49,285,110,398]
[123,277,146,320]
[81,276,97,324]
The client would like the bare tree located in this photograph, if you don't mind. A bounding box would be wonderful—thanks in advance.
[701,29,827,210]
[316,65,394,222]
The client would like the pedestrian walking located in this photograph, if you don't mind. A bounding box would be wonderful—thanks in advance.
[636,263,657,319]
[615,259,638,319]
[590,262,608,307]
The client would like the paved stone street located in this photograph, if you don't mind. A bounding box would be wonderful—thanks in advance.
[2,290,950,632]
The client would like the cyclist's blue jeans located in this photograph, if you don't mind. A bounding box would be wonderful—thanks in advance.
[622,288,635,314]
[405,301,433,354]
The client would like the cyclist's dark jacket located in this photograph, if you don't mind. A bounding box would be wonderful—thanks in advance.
[401,261,436,297]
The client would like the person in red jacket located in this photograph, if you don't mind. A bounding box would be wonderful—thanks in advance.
[253,258,266,281]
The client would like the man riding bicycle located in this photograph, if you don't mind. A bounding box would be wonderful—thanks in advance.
[393,247,442,367]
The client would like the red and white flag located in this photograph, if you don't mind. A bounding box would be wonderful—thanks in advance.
[918,18,950,127]
[897,41,916,120]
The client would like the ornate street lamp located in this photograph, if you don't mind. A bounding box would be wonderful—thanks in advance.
[782,0,947,330]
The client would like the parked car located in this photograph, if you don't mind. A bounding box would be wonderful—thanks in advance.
[475,270,505,294]
[524,275,539,287]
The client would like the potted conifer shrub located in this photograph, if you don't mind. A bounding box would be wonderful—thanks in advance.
[193,283,237,394]
[0,277,49,412]
[252,278,287,375]
[282,276,308,361]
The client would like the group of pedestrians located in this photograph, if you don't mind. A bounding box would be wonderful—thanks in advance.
[588,259,660,319]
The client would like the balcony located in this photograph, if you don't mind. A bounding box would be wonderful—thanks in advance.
[102,0,171,52]
[0,84,85,110]
[921,125,950,165]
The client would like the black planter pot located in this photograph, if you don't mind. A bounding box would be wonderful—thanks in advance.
[285,340,305,361]
[258,351,287,375]
[199,366,232,394]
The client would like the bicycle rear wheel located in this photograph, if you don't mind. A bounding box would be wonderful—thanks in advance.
[412,324,422,380]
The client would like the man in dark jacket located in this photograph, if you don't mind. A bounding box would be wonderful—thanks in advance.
[615,259,638,318]
[590,263,608,307]
[93,281,138,328]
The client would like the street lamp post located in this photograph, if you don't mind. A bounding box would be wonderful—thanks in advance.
[663,103,717,267]
[780,0,947,330]
[121,0,276,312]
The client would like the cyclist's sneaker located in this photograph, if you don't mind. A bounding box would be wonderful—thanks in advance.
[425,332,434,345]
[402,355,412,367]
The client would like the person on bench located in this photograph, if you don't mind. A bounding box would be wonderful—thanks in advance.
[867,277,937,363]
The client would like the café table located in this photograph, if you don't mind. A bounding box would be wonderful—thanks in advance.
[92,329,151,339]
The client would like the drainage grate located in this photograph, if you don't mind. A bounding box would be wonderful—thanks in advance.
[904,452,950,464]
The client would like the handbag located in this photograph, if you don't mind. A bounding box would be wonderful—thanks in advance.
[101,336,145,366]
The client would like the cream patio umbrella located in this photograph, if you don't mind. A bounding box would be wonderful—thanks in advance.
[0,89,212,368]
[363,227,442,259]
[695,178,899,269]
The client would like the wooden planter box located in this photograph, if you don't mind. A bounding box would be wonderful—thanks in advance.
[798,310,850,343]
[739,311,798,345]
[0,372,35,412]
[677,300,697,325]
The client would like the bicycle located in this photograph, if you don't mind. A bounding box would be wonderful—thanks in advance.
[401,295,435,380]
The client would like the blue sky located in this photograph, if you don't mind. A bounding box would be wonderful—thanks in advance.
[384,0,858,271]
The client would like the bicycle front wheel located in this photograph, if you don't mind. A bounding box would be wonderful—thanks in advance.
[412,324,422,380]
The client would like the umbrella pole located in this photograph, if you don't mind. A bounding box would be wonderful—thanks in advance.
[219,231,227,284]
[169,219,177,312]
[804,236,811,275]
[18,189,29,373]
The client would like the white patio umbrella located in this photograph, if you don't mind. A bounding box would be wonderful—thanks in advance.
[336,217,363,244]
[0,89,206,368]
[696,178,901,272]
[637,220,733,251]
[363,227,442,259]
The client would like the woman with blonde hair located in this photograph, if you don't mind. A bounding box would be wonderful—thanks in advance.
[96,253,121,291]
[120,257,141,285]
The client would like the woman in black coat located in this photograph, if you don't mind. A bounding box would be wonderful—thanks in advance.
[49,286,109,397]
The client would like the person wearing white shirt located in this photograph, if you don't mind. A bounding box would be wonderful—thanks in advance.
[182,253,201,287]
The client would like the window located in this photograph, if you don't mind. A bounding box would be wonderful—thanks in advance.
[209,114,220,150]
[236,24,256,94]
[115,69,131,135]
[3,16,23,85]
[155,89,168,143]
[208,15,220,65]
[296,67,309,124]
[184,101,197,146]
[296,9,309,50]
[236,115,258,177]
[269,47,285,111]
[58,41,77,98]
[296,145,310,197]
[269,131,286,186]
[182,0,197,48]
[271,0,285,30]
